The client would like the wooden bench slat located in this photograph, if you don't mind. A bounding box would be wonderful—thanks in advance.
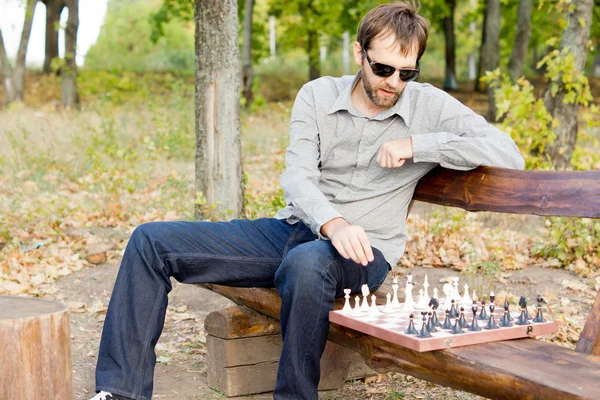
[200,284,600,400]
[576,288,600,356]
[413,167,600,218]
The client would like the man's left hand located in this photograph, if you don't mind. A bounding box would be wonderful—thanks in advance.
[376,138,414,168]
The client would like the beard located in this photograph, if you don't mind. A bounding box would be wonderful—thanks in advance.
[360,72,401,109]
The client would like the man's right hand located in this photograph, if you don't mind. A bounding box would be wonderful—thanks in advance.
[321,218,374,266]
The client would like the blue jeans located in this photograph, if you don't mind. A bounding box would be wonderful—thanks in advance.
[95,218,389,400]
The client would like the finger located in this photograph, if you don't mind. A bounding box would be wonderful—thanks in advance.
[376,148,381,165]
[397,159,406,167]
[349,235,368,266]
[342,238,360,264]
[333,239,350,260]
[387,152,394,169]
[358,233,374,263]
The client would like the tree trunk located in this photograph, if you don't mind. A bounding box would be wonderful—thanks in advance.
[443,0,458,91]
[508,0,532,81]
[0,0,37,106]
[195,0,244,219]
[542,0,594,170]
[474,2,488,93]
[62,0,79,108]
[307,29,320,81]
[42,0,66,74]
[241,0,254,109]
[480,0,500,121]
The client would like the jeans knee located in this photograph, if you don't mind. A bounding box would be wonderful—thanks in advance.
[275,248,333,293]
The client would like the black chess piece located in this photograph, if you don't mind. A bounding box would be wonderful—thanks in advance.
[489,292,496,305]
[417,311,432,338]
[469,304,482,332]
[485,304,499,329]
[441,309,453,329]
[449,299,459,318]
[428,297,440,310]
[503,296,514,321]
[429,299,442,327]
[458,307,469,328]
[516,307,530,325]
[450,315,464,334]
[405,314,418,334]
[533,301,546,323]
[499,306,513,327]
[477,300,488,320]
[427,311,438,333]
[519,296,533,320]
[431,310,441,327]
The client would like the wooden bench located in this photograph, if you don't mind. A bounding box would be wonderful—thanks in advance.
[200,166,600,399]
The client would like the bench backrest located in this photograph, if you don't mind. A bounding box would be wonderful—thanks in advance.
[412,166,600,355]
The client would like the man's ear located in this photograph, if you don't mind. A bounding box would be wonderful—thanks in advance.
[353,41,363,66]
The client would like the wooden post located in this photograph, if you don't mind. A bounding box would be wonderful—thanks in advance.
[0,296,72,400]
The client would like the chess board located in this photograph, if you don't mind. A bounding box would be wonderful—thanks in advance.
[329,305,558,352]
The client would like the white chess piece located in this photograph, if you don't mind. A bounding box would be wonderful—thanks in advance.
[472,289,478,303]
[361,284,370,311]
[452,277,460,302]
[416,288,427,309]
[391,278,402,308]
[442,283,453,310]
[461,283,472,305]
[383,293,395,313]
[423,274,430,303]
[369,294,380,315]
[433,287,439,300]
[403,280,415,310]
[352,296,363,316]
[341,288,352,315]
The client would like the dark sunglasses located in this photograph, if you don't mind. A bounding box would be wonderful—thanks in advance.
[363,49,420,82]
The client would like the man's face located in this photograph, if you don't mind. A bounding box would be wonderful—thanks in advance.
[354,34,419,110]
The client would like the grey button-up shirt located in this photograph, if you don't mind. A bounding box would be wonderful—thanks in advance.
[274,72,525,267]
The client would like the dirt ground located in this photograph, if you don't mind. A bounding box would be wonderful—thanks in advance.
[45,229,595,400]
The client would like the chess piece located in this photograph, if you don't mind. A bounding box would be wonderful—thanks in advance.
[341,288,352,315]
[472,289,478,303]
[516,308,530,325]
[433,287,439,301]
[404,314,418,335]
[453,277,461,302]
[428,298,441,327]
[417,311,432,338]
[477,301,488,320]
[441,309,453,329]
[417,289,427,309]
[442,283,454,311]
[489,291,496,306]
[361,284,370,311]
[504,296,514,321]
[533,296,547,323]
[427,311,438,333]
[500,304,513,327]
[403,278,415,310]
[519,296,533,320]
[423,274,431,303]
[450,315,464,334]
[449,299,459,318]
[383,293,394,313]
[458,307,469,328]
[485,304,499,329]
[391,277,402,308]
[368,294,380,316]
[352,296,363,317]
[469,304,482,332]
[461,283,471,305]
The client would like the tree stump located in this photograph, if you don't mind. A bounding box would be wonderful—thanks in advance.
[0,296,72,400]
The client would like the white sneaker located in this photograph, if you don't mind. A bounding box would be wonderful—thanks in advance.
[90,391,130,400]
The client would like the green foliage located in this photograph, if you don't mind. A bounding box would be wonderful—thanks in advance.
[462,245,502,298]
[85,0,194,73]
[532,217,600,276]
[538,49,594,106]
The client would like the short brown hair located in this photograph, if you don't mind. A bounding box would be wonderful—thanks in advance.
[357,1,428,60]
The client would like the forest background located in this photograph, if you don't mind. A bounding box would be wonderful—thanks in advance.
[1,0,600,398]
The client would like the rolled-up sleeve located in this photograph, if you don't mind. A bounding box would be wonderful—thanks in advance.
[279,84,343,235]
[411,95,525,170]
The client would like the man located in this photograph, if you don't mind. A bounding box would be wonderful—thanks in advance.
[91,2,524,399]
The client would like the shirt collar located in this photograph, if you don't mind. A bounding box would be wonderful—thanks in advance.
[327,70,412,126]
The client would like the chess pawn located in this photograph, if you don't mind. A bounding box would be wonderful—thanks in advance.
[341,288,352,315]
[477,301,488,320]
[383,293,395,313]
[391,280,402,308]
[441,309,453,330]
[533,302,546,323]
[404,314,418,335]
[500,306,513,327]
[503,296,514,321]
[469,304,482,332]
[417,289,427,309]
[450,313,464,334]
[368,294,380,316]
[449,299,459,318]
[458,307,469,328]
[485,304,499,329]
[427,311,438,333]
[351,296,363,317]
[417,311,432,338]
[361,284,370,312]
[516,307,531,325]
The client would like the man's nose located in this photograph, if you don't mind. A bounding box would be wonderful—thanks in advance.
[385,72,401,89]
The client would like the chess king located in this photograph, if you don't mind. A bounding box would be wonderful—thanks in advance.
[90,2,524,400]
